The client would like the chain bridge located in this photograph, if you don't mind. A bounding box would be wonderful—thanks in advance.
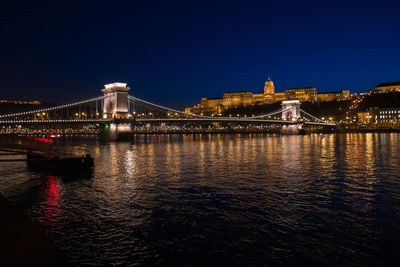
[0,82,334,136]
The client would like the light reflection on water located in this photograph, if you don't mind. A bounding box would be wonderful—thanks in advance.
[0,133,400,265]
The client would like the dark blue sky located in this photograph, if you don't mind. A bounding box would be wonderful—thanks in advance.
[1,0,399,108]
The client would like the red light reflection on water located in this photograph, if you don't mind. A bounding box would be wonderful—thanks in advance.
[25,136,53,143]
[40,175,64,234]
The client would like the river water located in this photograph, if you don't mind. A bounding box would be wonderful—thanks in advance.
[1,133,400,266]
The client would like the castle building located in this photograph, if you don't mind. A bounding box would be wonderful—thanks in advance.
[274,92,285,102]
[222,91,254,108]
[374,81,400,93]
[285,87,317,102]
[184,76,351,115]
[200,97,223,114]
[283,88,350,102]
[264,76,275,95]
[317,90,350,102]
[261,76,275,103]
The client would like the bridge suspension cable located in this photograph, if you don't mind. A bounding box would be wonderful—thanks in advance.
[128,95,290,120]
[128,95,211,118]
[299,108,335,125]
[0,96,107,119]
[251,107,292,119]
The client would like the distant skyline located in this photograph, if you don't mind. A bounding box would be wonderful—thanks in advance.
[1,0,399,108]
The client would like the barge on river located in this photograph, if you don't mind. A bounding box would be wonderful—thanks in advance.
[27,153,94,175]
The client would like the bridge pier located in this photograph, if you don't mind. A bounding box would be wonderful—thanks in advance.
[280,124,303,135]
[98,123,132,141]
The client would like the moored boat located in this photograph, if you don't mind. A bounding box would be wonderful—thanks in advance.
[27,153,94,175]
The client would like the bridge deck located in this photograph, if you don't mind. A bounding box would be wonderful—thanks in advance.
[0,117,335,126]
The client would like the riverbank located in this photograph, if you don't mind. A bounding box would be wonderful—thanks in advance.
[3,128,400,140]
[0,194,68,266]
[334,128,400,133]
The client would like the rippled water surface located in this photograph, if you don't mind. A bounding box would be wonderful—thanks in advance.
[1,133,400,266]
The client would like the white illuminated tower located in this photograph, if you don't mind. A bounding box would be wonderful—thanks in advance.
[101,82,130,119]
[280,100,302,135]
[281,100,301,121]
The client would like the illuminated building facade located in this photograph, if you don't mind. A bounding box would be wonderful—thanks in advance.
[317,90,350,102]
[274,92,286,102]
[368,107,400,126]
[375,81,400,93]
[199,97,223,114]
[222,92,254,108]
[284,88,350,102]
[185,77,351,115]
[357,111,371,124]
[185,76,274,114]
[285,87,317,102]
[262,76,275,103]
[0,100,41,105]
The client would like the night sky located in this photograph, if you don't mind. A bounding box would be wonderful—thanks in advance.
[1,0,399,108]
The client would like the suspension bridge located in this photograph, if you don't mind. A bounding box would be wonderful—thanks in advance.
[0,82,334,136]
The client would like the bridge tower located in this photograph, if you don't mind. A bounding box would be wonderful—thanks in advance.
[281,100,302,134]
[101,82,130,119]
[281,100,301,121]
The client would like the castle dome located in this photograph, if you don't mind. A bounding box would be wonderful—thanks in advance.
[264,76,275,95]
[265,76,273,85]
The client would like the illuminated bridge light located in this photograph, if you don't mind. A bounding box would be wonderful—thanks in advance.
[0,94,333,127]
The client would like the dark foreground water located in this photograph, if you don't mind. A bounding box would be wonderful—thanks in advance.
[1,133,400,266]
